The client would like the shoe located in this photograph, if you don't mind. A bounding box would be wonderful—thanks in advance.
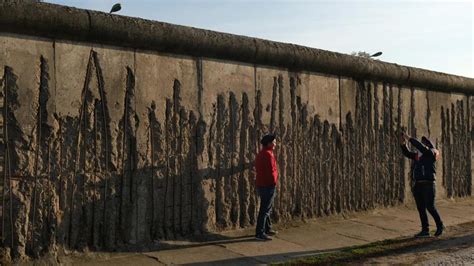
[255,234,272,241]
[265,230,278,236]
[435,225,445,237]
[415,231,430,238]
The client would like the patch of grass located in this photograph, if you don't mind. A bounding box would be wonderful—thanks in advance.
[277,237,434,265]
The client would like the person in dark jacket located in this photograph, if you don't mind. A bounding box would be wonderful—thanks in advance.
[254,134,278,241]
[401,132,444,237]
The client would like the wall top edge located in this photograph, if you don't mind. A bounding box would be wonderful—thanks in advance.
[1,1,473,94]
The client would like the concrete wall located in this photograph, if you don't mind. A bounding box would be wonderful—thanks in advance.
[0,1,473,262]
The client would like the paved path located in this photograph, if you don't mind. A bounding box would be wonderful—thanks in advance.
[61,197,474,265]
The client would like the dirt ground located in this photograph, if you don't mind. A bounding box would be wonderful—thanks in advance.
[353,222,474,265]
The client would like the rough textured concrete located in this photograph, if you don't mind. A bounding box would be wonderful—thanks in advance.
[0,33,473,262]
[0,1,473,263]
[201,59,256,232]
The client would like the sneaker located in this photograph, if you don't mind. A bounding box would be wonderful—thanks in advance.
[415,231,430,238]
[255,234,272,241]
[265,230,278,236]
[435,225,445,237]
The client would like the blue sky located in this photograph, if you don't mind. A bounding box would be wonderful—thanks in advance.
[45,0,473,78]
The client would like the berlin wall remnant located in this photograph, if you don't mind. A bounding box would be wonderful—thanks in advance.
[0,1,473,262]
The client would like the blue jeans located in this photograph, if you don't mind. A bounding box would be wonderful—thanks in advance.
[256,186,276,236]
[413,182,443,232]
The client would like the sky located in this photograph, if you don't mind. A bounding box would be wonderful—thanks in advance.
[44,0,473,78]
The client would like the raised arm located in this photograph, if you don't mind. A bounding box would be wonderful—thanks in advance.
[409,138,429,154]
[400,143,417,160]
[400,132,417,160]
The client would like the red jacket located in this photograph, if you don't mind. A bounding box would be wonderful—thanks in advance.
[255,146,278,187]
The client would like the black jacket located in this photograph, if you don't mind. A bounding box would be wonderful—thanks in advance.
[401,138,439,181]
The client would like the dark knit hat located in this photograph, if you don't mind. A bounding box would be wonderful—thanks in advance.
[260,134,276,146]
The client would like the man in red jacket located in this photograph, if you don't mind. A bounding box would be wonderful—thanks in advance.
[255,134,278,241]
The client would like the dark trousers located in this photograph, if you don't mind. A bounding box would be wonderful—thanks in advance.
[256,186,276,236]
[413,182,443,232]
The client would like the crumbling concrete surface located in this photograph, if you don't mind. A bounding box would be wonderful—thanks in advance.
[0,34,472,263]
[0,3,473,264]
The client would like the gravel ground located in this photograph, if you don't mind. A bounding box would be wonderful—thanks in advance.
[356,222,474,265]
[422,246,474,265]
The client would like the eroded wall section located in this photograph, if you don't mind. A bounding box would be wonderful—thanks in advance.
[0,34,472,261]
